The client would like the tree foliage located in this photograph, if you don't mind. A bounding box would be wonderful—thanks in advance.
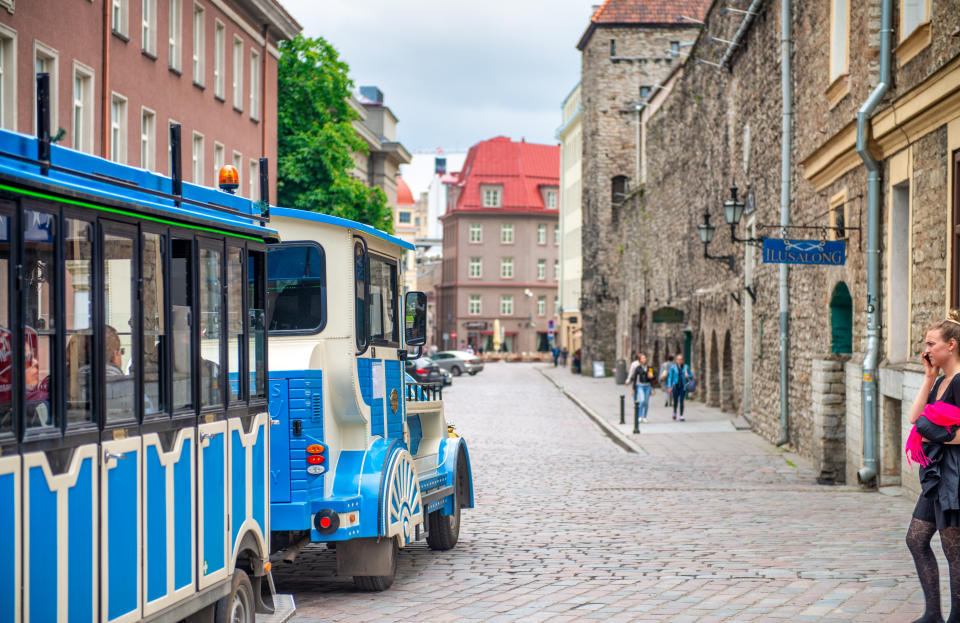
[277,34,393,233]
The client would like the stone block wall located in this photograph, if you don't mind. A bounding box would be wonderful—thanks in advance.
[845,359,864,486]
[811,358,848,483]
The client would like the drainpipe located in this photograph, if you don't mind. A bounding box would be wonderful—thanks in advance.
[776,0,792,446]
[856,0,892,485]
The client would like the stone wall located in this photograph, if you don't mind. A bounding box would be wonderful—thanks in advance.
[844,359,864,486]
[810,358,848,483]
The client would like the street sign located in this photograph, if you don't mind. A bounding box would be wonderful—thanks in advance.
[762,239,846,265]
[652,307,684,323]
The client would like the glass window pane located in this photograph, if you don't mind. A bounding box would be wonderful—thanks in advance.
[171,239,193,410]
[143,232,165,415]
[199,247,222,407]
[248,250,265,399]
[65,219,93,426]
[354,242,367,350]
[0,213,10,434]
[227,247,242,401]
[266,245,326,332]
[104,232,135,423]
[24,210,55,430]
[368,255,397,345]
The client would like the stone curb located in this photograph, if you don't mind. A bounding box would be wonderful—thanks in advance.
[536,367,646,455]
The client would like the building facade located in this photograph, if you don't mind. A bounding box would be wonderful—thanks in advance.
[0,0,299,202]
[437,137,560,353]
[556,82,583,357]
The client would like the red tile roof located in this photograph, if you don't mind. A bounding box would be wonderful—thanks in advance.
[577,0,711,49]
[396,177,415,205]
[447,137,559,213]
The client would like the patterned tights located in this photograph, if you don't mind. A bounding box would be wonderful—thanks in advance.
[906,517,960,623]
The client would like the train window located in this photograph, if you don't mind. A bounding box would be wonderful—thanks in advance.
[142,231,166,416]
[368,254,398,346]
[103,230,136,423]
[0,212,11,435]
[199,246,223,408]
[24,210,56,431]
[171,238,193,411]
[227,246,243,401]
[354,241,368,352]
[248,249,266,399]
[266,243,326,334]
[65,218,94,426]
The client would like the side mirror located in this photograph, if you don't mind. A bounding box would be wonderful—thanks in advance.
[404,291,427,347]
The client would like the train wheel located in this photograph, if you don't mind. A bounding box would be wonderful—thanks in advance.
[352,540,397,591]
[214,569,255,623]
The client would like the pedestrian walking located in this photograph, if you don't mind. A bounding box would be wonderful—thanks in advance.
[905,311,960,623]
[666,353,691,421]
[552,346,560,367]
[560,348,568,367]
[625,352,654,423]
[659,355,674,407]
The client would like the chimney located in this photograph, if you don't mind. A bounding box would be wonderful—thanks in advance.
[359,86,384,103]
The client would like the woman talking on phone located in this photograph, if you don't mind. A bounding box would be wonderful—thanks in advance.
[906,310,960,623]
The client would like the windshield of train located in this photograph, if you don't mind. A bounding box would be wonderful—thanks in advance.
[267,243,327,333]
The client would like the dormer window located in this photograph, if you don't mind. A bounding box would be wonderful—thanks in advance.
[542,187,558,209]
[482,185,502,208]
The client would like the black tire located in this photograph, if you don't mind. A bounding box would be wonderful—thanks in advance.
[468,371,478,376]
[450,365,462,376]
[427,456,467,551]
[214,569,255,623]
[353,540,397,591]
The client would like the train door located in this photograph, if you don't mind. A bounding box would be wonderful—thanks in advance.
[0,202,19,623]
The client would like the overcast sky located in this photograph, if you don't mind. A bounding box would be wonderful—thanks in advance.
[280,0,592,152]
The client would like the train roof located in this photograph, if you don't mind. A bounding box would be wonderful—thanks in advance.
[271,206,415,250]
[0,129,277,241]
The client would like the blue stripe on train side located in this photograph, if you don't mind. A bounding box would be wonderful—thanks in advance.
[108,449,139,620]
[252,426,265,534]
[0,467,15,623]
[28,465,57,623]
[385,360,403,440]
[203,433,226,575]
[68,456,95,620]
[268,379,291,503]
[231,429,246,547]
[145,446,167,603]
[174,438,193,590]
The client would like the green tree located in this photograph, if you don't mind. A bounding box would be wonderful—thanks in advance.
[277,34,393,233]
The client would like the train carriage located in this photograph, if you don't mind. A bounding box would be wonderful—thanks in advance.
[267,208,474,590]
[0,85,286,623]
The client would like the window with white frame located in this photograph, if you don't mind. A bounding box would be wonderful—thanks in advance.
[213,141,224,183]
[554,295,559,314]
[232,150,242,192]
[537,259,546,280]
[830,0,849,82]
[232,36,243,109]
[537,296,546,316]
[110,93,127,163]
[140,107,155,170]
[901,0,930,40]
[142,0,157,55]
[249,49,260,119]
[554,224,559,245]
[192,131,204,184]
[500,257,514,279]
[469,223,482,243]
[192,3,204,85]
[468,295,481,316]
[0,27,15,131]
[112,0,129,37]
[249,158,259,199]
[554,259,559,280]
[72,63,95,153]
[213,20,225,98]
[537,224,546,244]
[168,0,181,71]
[500,223,514,244]
[34,42,58,135]
[500,295,513,315]
[483,186,502,207]
[545,188,558,209]
[469,257,482,278]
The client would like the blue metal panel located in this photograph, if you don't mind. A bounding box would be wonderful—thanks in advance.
[203,432,226,576]
[385,360,403,440]
[145,446,168,603]
[0,467,16,623]
[231,429,246,546]
[268,378,291,503]
[357,358,384,437]
[407,415,423,454]
[28,466,57,622]
[173,438,193,591]
[270,502,311,531]
[67,457,95,620]
[252,426,266,534]
[108,450,139,620]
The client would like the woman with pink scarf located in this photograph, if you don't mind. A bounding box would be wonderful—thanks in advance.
[906,311,960,623]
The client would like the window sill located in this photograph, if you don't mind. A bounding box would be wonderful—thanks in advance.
[193,81,205,91]
[214,94,226,103]
[249,116,260,123]
[895,21,932,67]
[233,105,244,114]
[169,66,182,76]
[112,30,130,43]
[142,49,157,61]
[824,73,850,109]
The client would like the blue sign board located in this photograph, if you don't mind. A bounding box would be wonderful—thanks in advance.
[762,239,846,265]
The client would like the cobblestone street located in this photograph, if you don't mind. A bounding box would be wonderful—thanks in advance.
[277,362,931,622]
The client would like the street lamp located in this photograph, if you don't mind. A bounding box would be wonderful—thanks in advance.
[698,207,734,271]
[722,183,762,246]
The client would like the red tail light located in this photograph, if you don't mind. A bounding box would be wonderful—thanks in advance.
[307,455,325,465]
[416,368,428,375]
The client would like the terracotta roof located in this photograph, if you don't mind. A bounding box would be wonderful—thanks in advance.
[577,0,711,49]
[396,177,415,205]
[447,137,559,213]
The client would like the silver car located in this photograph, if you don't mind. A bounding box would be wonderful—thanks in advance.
[430,350,484,376]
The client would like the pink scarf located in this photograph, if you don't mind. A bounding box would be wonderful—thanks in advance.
[906,402,960,467]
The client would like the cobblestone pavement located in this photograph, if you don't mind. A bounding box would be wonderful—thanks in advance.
[276,361,932,622]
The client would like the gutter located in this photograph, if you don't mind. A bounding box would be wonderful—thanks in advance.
[776,0,792,446]
[855,0,893,485]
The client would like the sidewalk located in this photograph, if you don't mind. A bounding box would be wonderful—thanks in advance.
[538,364,812,469]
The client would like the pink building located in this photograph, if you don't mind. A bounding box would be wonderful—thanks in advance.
[437,136,560,353]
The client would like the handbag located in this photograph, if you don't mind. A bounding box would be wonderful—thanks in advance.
[685,375,697,393]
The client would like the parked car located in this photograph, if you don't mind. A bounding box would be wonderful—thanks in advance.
[405,357,446,385]
[431,351,485,376]
[438,367,453,386]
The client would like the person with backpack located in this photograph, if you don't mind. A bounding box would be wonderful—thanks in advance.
[625,352,655,423]
[666,353,692,421]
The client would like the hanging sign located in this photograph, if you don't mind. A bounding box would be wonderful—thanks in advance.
[652,307,684,323]
[762,239,846,265]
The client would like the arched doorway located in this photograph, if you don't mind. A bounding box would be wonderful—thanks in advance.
[830,282,853,354]
[709,330,720,407]
[722,330,735,412]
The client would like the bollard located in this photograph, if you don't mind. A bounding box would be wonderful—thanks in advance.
[633,400,640,434]
[620,395,625,425]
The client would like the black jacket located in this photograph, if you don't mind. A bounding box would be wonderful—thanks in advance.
[917,416,960,510]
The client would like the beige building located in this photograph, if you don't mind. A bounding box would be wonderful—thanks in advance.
[556,82,582,357]
[351,86,412,219]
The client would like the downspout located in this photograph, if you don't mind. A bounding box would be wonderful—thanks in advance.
[856,0,892,485]
[101,0,110,158]
[261,23,269,201]
[776,0,792,446]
